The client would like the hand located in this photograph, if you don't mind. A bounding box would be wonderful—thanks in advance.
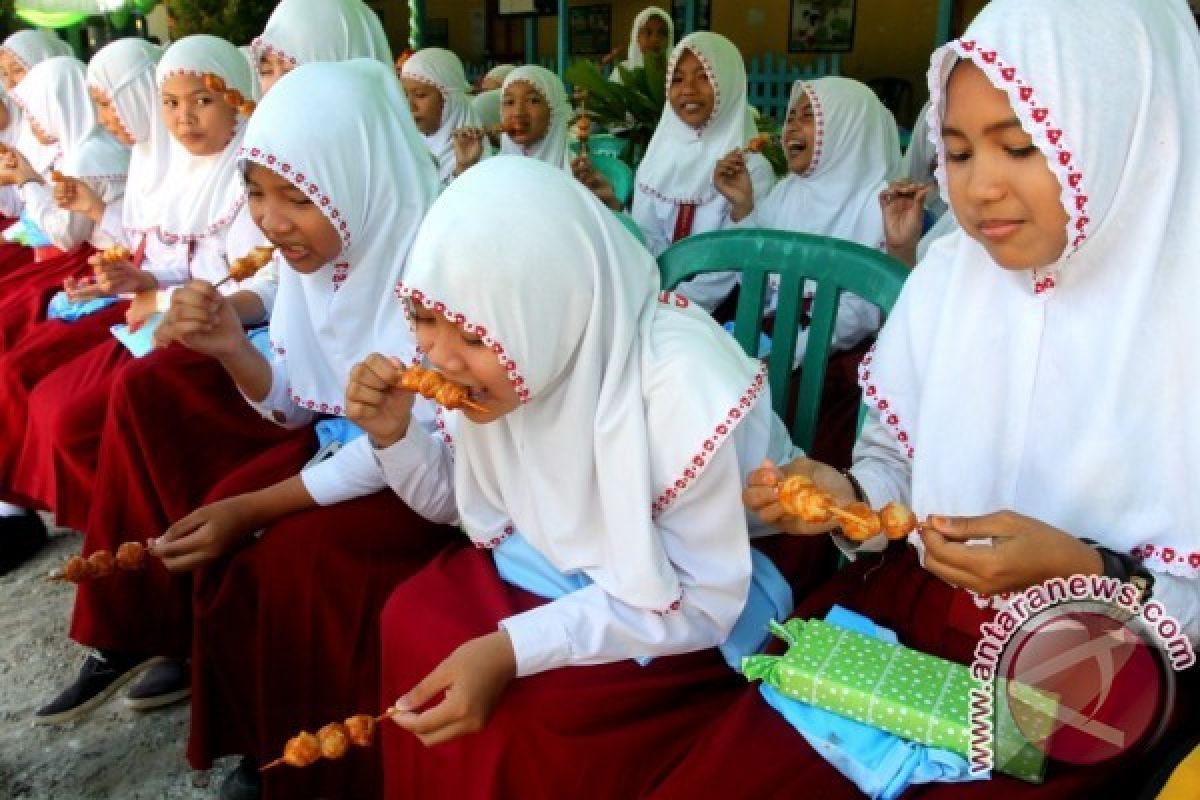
[879,181,932,267]
[570,155,620,211]
[451,128,486,174]
[920,511,1104,595]
[87,251,156,295]
[150,494,261,572]
[63,274,110,302]
[743,458,857,535]
[0,148,37,186]
[125,290,159,331]
[53,176,105,219]
[154,280,245,357]
[389,631,517,747]
[345,353,416,448]
[713,148,754,220]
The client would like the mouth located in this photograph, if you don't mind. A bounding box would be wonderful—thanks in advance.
[681,101,704,115]
[976,219,1024,240]
[466,386,490,406]
[273,242,310,261]
[784,138,808,155]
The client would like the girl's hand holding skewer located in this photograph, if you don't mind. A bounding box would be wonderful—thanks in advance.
[450,127,487,176]
[87,248,156,295]
[713,148,755,221]
[0,147,36,186]
[570,154,620,211]
[743,458,858,535]
[880,180,932,267]
[154,279,244,356]
[51,173,105,221]
[345,354,416,449]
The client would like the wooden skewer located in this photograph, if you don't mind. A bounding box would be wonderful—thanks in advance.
[825,506,865,526]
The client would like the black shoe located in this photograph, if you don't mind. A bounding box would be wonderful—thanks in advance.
[0,511,47,575]
[219,756,262,800]
[124,657,191,711]
[34,650,160,725]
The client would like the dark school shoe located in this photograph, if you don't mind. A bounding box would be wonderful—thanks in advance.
[219,756,262,800]
[34,650,162,725]
[0,511,48,575]
[123,657,191,711]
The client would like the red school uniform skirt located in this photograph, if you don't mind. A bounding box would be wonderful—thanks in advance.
[187,450,459,800]
[0,302,129,508]
[644,545,1197,800]
[69,345,307,658]
[378,534,837,800]
[0,246,95,352]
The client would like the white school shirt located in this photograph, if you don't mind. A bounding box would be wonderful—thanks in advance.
[20,174,124,251]
[631,152,775,313]
[362,394,798,677]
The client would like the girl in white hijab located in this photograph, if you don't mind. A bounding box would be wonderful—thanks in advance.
[633,32,775,312]
[252,0,392,94]
[0,57,128,254]
[347,157,825,797]
[715,76,900,360]
[401,47,483,184]
[611,5,673,83]
[454,65,571,176]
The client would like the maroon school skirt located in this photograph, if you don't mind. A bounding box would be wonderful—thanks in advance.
[645,546,1197,800]
[378,533,837,800]
[0,246,94,352]
[70,346,307,658]
[187,447,458,800]
[0,303,129,507]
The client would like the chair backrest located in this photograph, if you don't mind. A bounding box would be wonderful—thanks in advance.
[591,154,635,209]
[569,133,628,160]
[658,228,908,450]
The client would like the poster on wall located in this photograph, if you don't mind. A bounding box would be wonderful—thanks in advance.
[788,0,857,52]
[569,5,612,54]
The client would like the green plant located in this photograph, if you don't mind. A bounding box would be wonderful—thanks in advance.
[564,50,666,168]
[166,0,273,44]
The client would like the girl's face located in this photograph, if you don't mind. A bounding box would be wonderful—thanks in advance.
[637,15,670,57]
[783,91,817,174]
[0,52,26,90]
[669,50,714,129]
[89,87,135,146]
[402,78,445,136]
[257,51,293,95]
[411,303,521,424]
[942,61,1068,270]
[244,162,342,274]
[501,81,551,147]
[0,98,9,132]
[161,73,237,156]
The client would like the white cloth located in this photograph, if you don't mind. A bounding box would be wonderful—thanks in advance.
[398,155,771,616]
[635,31,756,206]
[239,46,261,101]
[738,77,899,357]
[243,59,438,417]
[0,86,22,217]
[482,64,515,86]
[916,209,958,262]
[859,0,1200,606]
[1,29,72,71]
[613,6,674,76]
[154,35,253,245]
[87,38,170,238]
[899,100,948,218]
[12,57,128,251]
[471,88,501,129]
[252,0,392,68]
[498,66,571,171]
[401,48,481,183]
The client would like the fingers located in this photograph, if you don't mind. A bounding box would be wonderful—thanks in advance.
[926,511,1014,541]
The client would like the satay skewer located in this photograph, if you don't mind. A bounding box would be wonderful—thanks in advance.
[394,364,489,414]
[213,245,276,289]
[46,541,151,583]
[744,133,775,154]
[261,711,389,771]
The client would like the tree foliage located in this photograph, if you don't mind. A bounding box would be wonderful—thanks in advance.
[165,0,274,45]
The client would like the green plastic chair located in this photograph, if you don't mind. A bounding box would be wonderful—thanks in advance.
[591,154,635,209]
[613,210,647,247]
[569,133,627,160]
[658,229,909,451]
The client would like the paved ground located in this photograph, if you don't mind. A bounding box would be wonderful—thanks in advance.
[0,520,233,799]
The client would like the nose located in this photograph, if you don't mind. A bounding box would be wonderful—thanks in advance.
[963,151,1007,205]
[421,326,467,376]
[257,202,296,239]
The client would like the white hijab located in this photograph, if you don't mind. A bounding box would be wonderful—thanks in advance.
[401,47,481,183]
[636,31,756,205]
[621,6,674,71]
[1,29,72,71]
[900,101,948,218]
[865,0,1200,578]
[482,63,515,87]
[2,30,70,174]
[398,156,769,612]
[0,85,19,149]
[87,38,169,235]
[154,35,253,244]
[247,59,438,413]
[252,0,392,69]
[499,65,571,171]
[11,56,128,181]
[755,77,899,247]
